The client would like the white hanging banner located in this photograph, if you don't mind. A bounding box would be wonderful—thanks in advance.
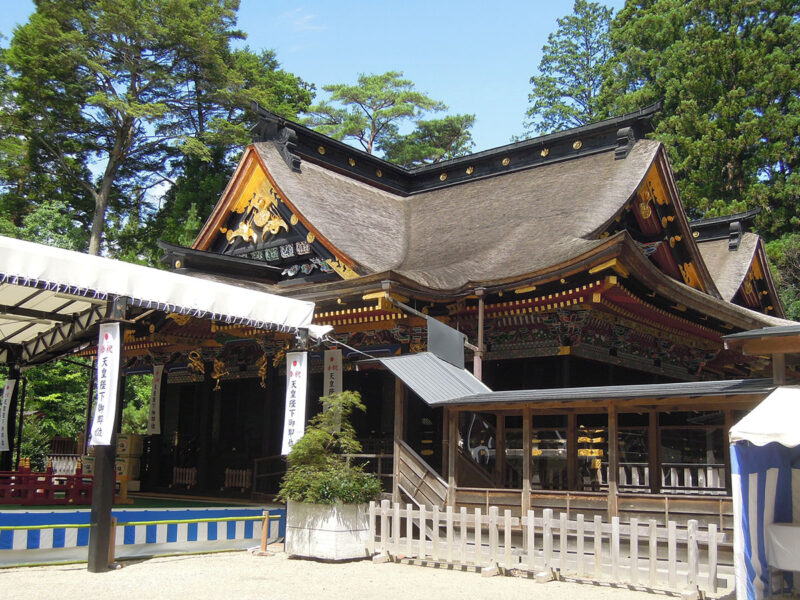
[90,322,122,446]
[147,364,164,435]
[281,352,308,455]
[0,379,16,452]
[323,349,343,398]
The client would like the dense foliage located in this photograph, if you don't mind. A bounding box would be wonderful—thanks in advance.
[524,0,614,135]
[278,392,382,505]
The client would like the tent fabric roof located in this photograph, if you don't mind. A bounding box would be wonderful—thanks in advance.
[0,236,315,361]
[730,386,800,447]
[697,233,760,301]
[377,352,491,405]
[255,139,661,291]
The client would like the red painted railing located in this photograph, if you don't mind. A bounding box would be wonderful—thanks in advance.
[0,459,93,505]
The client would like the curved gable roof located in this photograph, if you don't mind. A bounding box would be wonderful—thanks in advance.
[251,139,662,291]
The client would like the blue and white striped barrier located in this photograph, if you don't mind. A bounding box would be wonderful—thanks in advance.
[0,507,285,566]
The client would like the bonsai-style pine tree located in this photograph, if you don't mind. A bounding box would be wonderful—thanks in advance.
[278,391,382,504]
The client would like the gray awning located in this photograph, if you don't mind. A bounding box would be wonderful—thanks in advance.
[438,377,775,408]
[378,352,491,406]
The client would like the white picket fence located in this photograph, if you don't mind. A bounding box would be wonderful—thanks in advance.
[368,500,727,595]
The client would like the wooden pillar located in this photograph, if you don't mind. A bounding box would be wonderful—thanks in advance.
[648,410,659,494]
[195,365,213,491]
[495,414,505,486]
[88,297,128,573]
[723,409,734,494]
[474,290,485,380]
[447,409,457,506]
[772,353,786,385]
[442,407,449,479]
[522,407,531,514]
[567,412,577,490]
[392,377,404,503]
[607,403,619,518]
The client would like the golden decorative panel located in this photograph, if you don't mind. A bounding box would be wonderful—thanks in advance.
[325,258,359,280]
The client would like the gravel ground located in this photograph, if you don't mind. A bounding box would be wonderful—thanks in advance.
[0,547,669,600]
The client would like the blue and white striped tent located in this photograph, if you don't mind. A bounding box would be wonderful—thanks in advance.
[730,386,800,600]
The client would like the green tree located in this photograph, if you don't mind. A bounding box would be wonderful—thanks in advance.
[304,71,445,155]
[2,2,312,260]
[524,0,614,136]
[379,114,476,168]
[604,0,800,231]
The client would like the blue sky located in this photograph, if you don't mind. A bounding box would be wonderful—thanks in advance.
[0,0,626,153]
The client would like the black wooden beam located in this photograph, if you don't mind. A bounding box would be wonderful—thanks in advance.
[0,304,73,323]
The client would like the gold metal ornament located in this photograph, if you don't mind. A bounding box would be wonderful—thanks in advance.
[174,260,182,269]
[439,173,447,181]
[290,214,299,226]
[573,140,583,150]
[306,232,316,243]
[187,350,205,375]
[540,148,550,157]
[375,169,382,178]
[466,166,474,175]
[224,221,257,244]
[211,358,229,391]
[348,158,356,167]
[317,145,326,155]
[638,201,652,220]
[502,157,510,166]
[256,353,269,389]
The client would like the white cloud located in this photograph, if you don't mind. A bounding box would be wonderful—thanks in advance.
[280,8,326,32]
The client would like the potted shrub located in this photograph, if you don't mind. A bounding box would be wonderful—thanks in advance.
[278,391,382,560]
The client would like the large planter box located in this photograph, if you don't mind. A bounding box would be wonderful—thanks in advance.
[285,500,371,561]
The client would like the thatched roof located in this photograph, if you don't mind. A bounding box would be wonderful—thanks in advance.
[697,233,760,301]
[254,139,661,291]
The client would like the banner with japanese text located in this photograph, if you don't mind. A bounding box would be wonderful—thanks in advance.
[147,364,164,435]
[322,349,343,432]
[0,379,16,452]
[281,352,308,455]
[90,322,121,446]
[323,349,343,398]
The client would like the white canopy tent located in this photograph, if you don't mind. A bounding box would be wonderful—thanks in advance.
[0,235,326,572]
[0,235,326,364]
[730,386,800,600]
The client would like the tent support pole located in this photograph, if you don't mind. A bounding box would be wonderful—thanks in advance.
[87,298,128,573]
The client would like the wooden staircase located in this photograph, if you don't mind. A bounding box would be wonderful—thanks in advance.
[397,440,448,509]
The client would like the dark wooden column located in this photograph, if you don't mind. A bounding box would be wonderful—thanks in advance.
[495,414,506,486]
[773,353,786,384]
[474,290,485,380]
[447,408,457,506]
[522,407,531,514]
[648,410,659,494]
[567,412,577,490]
[196,365,213,491]
[88,297,128,573]
[724,409,734,494]
[392,378,404,503]
[607,403,619,518]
